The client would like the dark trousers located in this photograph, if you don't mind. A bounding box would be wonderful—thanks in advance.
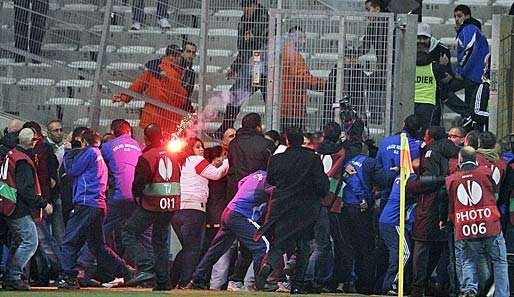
[444,78,479,116]
[193,209,268,285]
[414,103,436,133]
[338,205,375,294]
[264,236,311,286]
[14,0,49,62]
[61,205,128,278]
[228,242,253,282]
[132,0,168,23]
[411,240,448,296]
[103,199,152,262]
[169,209,206,287]
[122,206,171,286]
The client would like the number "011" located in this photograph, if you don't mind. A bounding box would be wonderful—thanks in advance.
[159,197,176,210]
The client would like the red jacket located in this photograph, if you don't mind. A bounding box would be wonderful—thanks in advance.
[446,165,501,240]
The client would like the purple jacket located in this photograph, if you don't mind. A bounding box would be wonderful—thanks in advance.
[101,134,142,201]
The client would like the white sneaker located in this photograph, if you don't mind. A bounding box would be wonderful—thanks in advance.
[131,22,142,30]
[101,277,124,288]
[159,18,171,29]
[227,281,244,292]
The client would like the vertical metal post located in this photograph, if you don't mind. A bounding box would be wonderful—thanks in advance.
[197,0,209,114]
[89,0,113,131]
[392,14,417,133]
[271,11,282,131]
[265,11,277,131]
[384,14,395,136]
[489,15,500,135]
[334,15,346,125]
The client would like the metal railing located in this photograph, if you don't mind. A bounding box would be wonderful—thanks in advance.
[0,0,418,142]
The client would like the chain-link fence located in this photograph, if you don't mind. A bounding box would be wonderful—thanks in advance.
[0,0,418,142]
[266,9,396,139]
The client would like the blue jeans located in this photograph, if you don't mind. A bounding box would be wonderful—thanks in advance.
[35,219,63,274]
[61,205,128,277]
[170,209,206,287]
[192,209,268,285]
[5,215,38,281]
[456,233,509,296]
[132,0,168,23]
[380,223,412,292]
[312,206,332,285]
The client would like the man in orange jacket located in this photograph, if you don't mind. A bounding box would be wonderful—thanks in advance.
[280,26,326,131]
[113,44,194,134]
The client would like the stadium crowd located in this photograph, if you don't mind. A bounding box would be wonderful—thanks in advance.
[2,0,514,296]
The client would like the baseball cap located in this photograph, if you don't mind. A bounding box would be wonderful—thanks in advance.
[417,23,432,38]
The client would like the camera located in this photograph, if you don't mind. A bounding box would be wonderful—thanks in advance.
[332,95,359,124]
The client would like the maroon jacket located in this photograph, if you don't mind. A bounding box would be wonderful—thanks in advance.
[446,165,501,240]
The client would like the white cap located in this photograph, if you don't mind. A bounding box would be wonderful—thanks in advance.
[417,23,432,38]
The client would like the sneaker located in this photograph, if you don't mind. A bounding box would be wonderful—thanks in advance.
[57,276,80,290]
[185,280,209,290]
[102,277,124,288]
[227,281,244,292]
[3,279,31,291]
[276,281,291,293]
[131,22,142,30]
[159,18,171,29]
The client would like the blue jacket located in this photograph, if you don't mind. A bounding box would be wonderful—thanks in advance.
[101,134,142,201]
[376,131,422,171]
[227,170,268,221]
[342,155,395,205]
[64,146,108,209]
[455,18,489,84]
[379,174,416,231]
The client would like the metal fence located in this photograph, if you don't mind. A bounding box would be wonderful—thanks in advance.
[0,0,416,142]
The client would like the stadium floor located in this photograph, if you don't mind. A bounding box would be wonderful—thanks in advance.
[0,287,388,296]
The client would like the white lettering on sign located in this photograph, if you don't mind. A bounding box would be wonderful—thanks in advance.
[462,222,486,237]
[159,197,176,210]
[455,207,492,223]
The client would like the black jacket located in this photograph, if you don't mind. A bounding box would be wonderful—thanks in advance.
[231,4,268,74]
[411,139,459,241]
[226,128,275,200]
[255,146,329,244]
[11,146,48,219]
[205,176,229,226]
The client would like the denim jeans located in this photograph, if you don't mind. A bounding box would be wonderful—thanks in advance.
[5,215,38,281]
[132,0,168,23]
[170,209,206,287]
[312,206,332,285]
[192,209,267,285]
[34,219,63,277]
[122,206,171,286]
[456,233,509,296]
[61,205,128,278]
[50,197,65,244]
[379,223,412,292]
